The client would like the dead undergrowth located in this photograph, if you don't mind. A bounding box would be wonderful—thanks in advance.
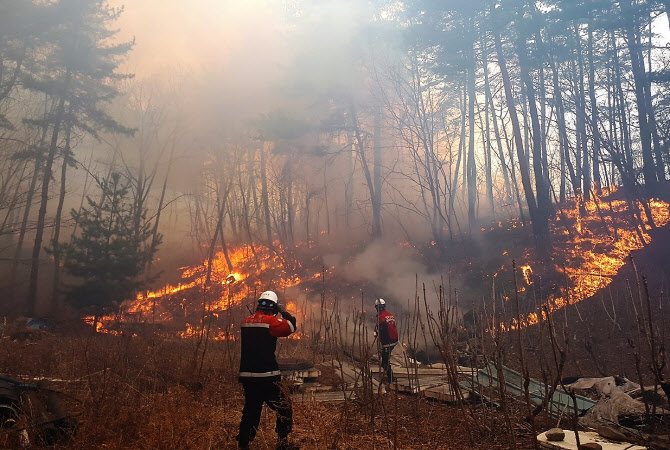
[0,331,545,449]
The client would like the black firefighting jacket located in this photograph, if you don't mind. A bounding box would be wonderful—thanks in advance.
[239,310,297,382]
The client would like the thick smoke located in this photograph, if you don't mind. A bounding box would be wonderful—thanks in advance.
[337,240,437,309]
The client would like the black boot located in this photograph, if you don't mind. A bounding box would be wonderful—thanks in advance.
[276,436,300,450]
[237,436,250,450]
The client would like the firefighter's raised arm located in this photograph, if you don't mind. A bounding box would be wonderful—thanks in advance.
[269,308,296,337]
[278,305,297,331]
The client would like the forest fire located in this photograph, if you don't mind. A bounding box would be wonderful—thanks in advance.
[504,192,670,330]
[87,192,670,338]
[89,243,318,337]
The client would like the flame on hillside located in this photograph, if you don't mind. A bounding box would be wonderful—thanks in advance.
[503,189,670,330]
[89,242,317,338]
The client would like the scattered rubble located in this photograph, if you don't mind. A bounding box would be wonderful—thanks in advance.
[550,375,670,449]
[537,430,645,450]
[279,356,670,449]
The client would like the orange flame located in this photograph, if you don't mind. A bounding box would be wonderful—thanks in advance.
[520,265,533,285]
[499,191,670,330]
[91,242,314,339]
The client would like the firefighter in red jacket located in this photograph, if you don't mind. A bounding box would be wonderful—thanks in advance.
[375,298,399,383]
[237,291,298,450]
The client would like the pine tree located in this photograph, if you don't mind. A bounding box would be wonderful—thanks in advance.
[60,173,159,321]
[23,0,133,315]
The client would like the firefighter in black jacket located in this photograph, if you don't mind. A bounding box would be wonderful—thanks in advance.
[237,290,298,450]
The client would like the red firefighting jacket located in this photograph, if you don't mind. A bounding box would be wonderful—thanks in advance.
[377,309,399,347]
[239,310,296,382]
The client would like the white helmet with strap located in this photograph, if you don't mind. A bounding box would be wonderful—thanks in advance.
[375,298,386,309]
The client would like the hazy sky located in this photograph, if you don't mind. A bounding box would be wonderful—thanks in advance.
[115,1,288,76]
[112,0,375,127]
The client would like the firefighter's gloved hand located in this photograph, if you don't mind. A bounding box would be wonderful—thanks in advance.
[278,308,297,331]
[277,305,293,319]
[373,331,377,337]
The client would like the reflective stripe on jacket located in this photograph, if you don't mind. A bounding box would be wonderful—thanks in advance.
[239,310,296,381]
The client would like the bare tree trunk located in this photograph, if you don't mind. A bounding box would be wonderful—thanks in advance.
[466,44,478,231]
[548,52,568,201]
[611,30,634,171]
[494,27,549,255]
[483,43,512,203]
[247,147,261,232]
[482,34,503,210]
[645,18,665,185]
[227,202,239,242]
[27,70,70,316]
[323,160,330,235]
[285,159,295,245]
[344,131,354,227]
[10,97,51,299]
[0,161,28,236]
[238,171,260,268]
[217,219,232,272]
[573,25,590,200]
[147,139,176,273]
[539,64,550,195]
[373,105,383,238]
[517,29,552,254]
[350,102,381,238]
[622,0,658,193]
[588,26,602,194]
[260,143,273,246]
[10,156,42,297]
[50,108,73,314]
[305,192,312,247]
[450,84,466,228]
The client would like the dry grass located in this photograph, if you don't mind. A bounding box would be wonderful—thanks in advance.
[0,330,543,449]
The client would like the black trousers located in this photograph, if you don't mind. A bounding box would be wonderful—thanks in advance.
[237,379,292,445]
[381,344,396,381]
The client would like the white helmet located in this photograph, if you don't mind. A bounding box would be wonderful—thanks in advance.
[259,291,278,303]
[258,290,279,311]
[375,298,386,309]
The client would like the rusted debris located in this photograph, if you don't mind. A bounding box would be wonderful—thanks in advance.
[0,376,76,447]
